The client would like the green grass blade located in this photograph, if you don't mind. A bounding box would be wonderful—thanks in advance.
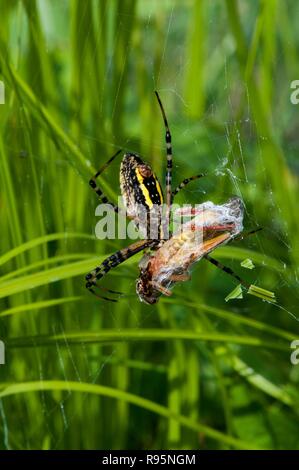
[0,380,263,449]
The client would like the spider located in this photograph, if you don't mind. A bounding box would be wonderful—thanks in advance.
[85,92,256,303]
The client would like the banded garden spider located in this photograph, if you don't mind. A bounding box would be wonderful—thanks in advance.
[85,92,257,303]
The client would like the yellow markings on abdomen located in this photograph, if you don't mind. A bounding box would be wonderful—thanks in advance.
[136,168,153,208]
[135,168,163,209]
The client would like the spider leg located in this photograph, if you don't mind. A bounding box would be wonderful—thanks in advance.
[87,288,119,303]
[204,254,250,289]
[172,174,205,198]
[93,284,124,296]
[86,239,157,301]
[155,91,173,230]
[89,149,123,213]
[88,283,124,303]
[233,227,263,242]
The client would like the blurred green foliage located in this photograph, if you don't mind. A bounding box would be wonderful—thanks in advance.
[0,0,299,450]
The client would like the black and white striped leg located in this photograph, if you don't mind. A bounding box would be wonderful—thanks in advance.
[155,91,173,209]
[85,239,157,301]
[172,174,205,198]
[204,254,250,289]
[89,149,122,212]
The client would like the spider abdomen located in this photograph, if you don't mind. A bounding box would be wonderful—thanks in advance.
[120,153,164,238]
[120,153,163,214]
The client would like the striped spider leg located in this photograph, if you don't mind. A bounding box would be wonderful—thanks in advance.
[154,91,173,212]
[155,91,203,208]
[155,90,208,237]
[86,239,158,301]
[171,174,205,198]
[202,226,263,285]
[89,149,123,213]
[203,254,249,289]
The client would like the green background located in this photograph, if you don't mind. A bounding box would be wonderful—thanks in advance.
[0,0,299,450]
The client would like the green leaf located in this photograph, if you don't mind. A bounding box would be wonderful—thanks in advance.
[241,258,255,270]
[225,284,243,301]
[248,285,276,303]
